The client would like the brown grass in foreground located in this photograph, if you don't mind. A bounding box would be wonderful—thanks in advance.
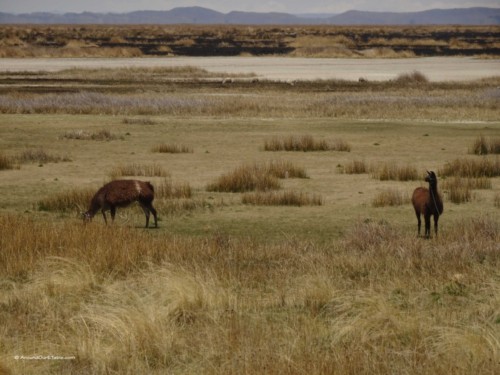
[0,214,498,374]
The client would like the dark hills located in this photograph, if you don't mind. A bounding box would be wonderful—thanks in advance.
[0,6,499,25]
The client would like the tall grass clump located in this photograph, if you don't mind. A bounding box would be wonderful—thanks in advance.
[372,189,407,207]
[242,190,323,206]
[0,152,18,170]
[264,135,350,152]
[151,143,193,154]
[494,193,500,208]
[342,160,368,174]
[207,161,307,193]
[439,157,500,178]
[372,162,418,181]
[37,187,95,212]
[441,177,492,204]
[16,148,71,164]
[394,70,429,84]
[122,117,157,125]
[469,136,500,155]
[109,163,169,179]
[206,163,280,193]
[61,129,121,141]
[263,159,308,179]
[155,178,192,199]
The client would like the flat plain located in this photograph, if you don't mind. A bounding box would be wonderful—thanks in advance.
[0,56,499,374]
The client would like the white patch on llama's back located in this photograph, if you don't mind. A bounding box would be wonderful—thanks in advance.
[134,180,142,195]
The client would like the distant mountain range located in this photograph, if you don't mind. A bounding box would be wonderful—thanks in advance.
[1,6,499,25]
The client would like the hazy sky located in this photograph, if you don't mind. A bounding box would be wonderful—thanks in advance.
[1,0,498,14]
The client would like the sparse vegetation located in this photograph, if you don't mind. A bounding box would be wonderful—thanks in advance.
[1,24,498,58]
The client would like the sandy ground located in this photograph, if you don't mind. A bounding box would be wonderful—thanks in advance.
[0,56,498,81]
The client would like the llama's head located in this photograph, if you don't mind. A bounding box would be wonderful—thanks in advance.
[82,211,93,223]
[425,170,438,187]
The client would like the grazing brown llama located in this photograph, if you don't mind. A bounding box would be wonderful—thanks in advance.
[83,180,158,228]
[411,171,443,238]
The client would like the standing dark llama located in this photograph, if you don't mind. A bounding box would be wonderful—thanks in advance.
[411,171,443,238]
[83,180,158,228]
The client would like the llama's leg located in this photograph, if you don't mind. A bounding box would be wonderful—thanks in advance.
[424,215,431,238]
[149,204,158,228]
[110,207,116,223]
[415,212,421,237]
[140,204,151,228]
[101,209,108,225]
[434,215,439,237]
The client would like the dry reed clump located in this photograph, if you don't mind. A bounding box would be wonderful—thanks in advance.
[372,189,408,207]
[1,214,499,374]
[37,187,96,212]
[151,143,193,154]
[264,135,350,152]
[109,163,169,179]
[206,161,307,193]
[61,129,121,141]
[439,157,500,178]
[371,162,419,181]
[494,193,500,208]
[0,151,19,170]
[155,178,192,199]
[16,148,71,164]
[342,160,368,174]
[469,136,500,155]
[441,177,492,204]
[206,164,280,193]
[242,190,323,206]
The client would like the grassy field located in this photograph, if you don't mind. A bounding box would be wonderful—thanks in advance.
[0,67,499,374]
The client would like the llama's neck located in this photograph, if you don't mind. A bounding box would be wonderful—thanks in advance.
[86,196,102,217]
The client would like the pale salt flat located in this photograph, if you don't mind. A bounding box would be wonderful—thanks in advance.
[0,56,498,81]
